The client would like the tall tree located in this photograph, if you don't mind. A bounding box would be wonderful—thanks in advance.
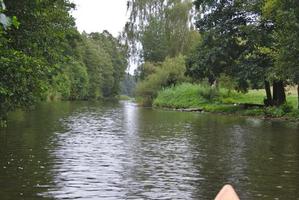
[263,0,299,108]
[89,31,128,97]
[124,0,196,63]
[0,0,50,123]
[188,0,286,106]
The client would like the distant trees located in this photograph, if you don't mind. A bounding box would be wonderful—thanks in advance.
[0,0,128,124]
[121,73,136,97]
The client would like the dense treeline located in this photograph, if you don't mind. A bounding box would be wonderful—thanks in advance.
[129,0,299,110]
[0,0,128,124]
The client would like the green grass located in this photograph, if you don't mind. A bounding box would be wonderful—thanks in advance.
[153,83,299,119]
[153,83,206,108]
[226,89,298,108]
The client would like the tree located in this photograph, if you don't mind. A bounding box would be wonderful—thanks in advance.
[89,31,128,97]
[0,49,48,122]
[4,0,80,101]
[0,0,49,123]
[135,55,187,105]
[0,0,129,126]
[124,0,196,62]
[188,0,286,106]
[263,0,299,108]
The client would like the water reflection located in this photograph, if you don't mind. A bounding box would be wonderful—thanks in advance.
[43,102,201,199]
[0,101,299,200]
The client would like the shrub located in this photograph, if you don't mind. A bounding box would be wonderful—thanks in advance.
[135,55,187,105]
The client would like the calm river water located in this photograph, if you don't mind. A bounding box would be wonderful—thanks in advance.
[0,101,299,200]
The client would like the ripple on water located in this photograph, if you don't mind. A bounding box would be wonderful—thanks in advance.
[39,104,203,200]
[33,102,299,200]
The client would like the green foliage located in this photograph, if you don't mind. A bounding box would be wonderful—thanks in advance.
[141,17,168,62]
[79,32,128,99]
[219,74,237,93]
[89,31,128,97]
[153,82,299,119]
[0,1,128,126]
[135,55,187,105]
[187,0,299,107]
[198,84,220,102]
[263,0,299,85]
[154,83,236,108]
[134,62,157,81]
[188,0,273,91]
[263,103,293,118]
[0,48,48,120]
[154,83,206,108]
[68,61,89,100]
[124,0,197,61]
[264,107,286,118]
[48,71,72,101]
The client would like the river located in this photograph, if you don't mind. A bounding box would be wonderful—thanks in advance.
[0,101,298,200]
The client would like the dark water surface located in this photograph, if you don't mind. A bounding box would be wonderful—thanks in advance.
[0,101,299,200]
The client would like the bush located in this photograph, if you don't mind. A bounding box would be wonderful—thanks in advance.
[135,55,187,105]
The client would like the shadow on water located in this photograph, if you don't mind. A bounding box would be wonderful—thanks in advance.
[0,101,299,199]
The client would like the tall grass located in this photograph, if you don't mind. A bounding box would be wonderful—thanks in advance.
[153,83,206,108]
[154,83,241,108]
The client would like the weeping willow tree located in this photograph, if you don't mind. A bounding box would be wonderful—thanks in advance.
[123,0,198,63]
[124,0,200,105]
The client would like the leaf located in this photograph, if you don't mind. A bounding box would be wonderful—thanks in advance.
[12,16,20,29]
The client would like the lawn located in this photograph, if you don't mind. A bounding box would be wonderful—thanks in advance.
[234,88,297,108]
[153,83,299,119]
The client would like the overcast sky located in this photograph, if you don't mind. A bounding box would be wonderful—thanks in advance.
[71,0,129,37]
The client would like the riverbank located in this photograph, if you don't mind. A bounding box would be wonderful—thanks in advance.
[153,83,299,120]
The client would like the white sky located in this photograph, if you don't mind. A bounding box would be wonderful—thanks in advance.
[71,0,129,37]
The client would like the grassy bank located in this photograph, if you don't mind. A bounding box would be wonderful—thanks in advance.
[153,83,299,119]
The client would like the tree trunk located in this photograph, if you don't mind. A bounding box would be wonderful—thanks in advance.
[272,80,286,106]
[264,80,272,106]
